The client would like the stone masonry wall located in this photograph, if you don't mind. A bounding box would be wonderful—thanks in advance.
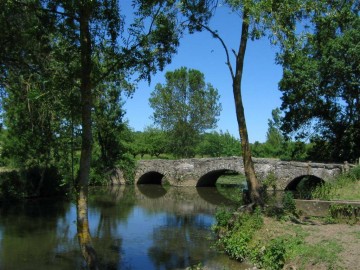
[112,157,345,189]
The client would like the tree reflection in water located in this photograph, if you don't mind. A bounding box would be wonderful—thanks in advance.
[148,214,213,269]
[88,185,137,269]
[76,185,99,269]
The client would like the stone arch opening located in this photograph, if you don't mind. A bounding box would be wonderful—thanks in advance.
[285,175,325,199]
[137,171,165,185]
[197,169,245,187]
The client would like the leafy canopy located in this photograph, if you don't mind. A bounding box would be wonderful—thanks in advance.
[149,67,221,157]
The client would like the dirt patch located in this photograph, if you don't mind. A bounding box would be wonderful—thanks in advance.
[301,223,360,269]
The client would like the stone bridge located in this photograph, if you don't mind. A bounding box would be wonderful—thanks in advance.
[111,157,347,190]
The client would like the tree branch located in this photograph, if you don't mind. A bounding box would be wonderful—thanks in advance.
[200,24,235,80]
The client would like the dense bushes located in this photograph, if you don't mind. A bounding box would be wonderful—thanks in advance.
[213,207,301,270]
[0,167,67,201]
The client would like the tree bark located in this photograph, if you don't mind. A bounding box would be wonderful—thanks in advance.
[233,9,264,206]
[77,3,99,269]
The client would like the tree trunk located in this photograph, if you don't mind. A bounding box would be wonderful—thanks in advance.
[233,9,264,206]
[77,3,99,269]
[77,188,99,269]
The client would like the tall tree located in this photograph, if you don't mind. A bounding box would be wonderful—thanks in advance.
[186,0,316,205]
[278,0,360,162]
[149,67,221,158]
[264,108,285,157]
[1,0,188,267]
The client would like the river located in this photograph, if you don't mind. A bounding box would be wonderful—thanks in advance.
[0,185,251,270]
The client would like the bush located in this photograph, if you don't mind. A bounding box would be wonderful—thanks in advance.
[328,204,360,224]
[0,167,67,200]
[0,170,25,200]
[215,207,263,261]
[349,165,360,180]
[282,192,296,214]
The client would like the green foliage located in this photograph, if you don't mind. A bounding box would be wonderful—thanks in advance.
[278,1,360,162]
[282,191,296,215]
[0,1,188,194]
[349,165,360,180]
[0,166,67,200]
[149,67,221,158]
[215,207,263,261]
[263,171,277,191]
[312,165,360,201]
[117,153,136,185]
[133,127,170,158]
[328,204,360,225]
[214,208,233,228]
[196,131,241,157]
[251,109,310,161]
[215,207,344,269]
[0,171,25,201]
[255,237,288,270]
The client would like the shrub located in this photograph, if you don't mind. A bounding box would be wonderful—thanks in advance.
[282,191,296,214]
[215,207,263,261]
[0,170,25,200]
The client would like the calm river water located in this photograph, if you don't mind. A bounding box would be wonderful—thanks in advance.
[0,185,251,270]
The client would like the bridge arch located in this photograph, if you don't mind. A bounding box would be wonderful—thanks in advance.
[137,171,165,185]
[197,169,244,187]
[285,175,325,198]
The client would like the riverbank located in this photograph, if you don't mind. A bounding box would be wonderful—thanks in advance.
[211,212,360,270]
[257,217,359,270]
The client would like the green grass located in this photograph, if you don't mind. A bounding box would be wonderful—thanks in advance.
[312,166,360,201]
[216,174,246,186]
[289,239,343,270]
[353,231,360,239]
[215,207,346,270]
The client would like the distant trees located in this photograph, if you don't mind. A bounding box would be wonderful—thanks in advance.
[252,109,309,161]
[130,129,241,159]
[197,131,241,157]
[149,67,221,158]
[131,127,169,158]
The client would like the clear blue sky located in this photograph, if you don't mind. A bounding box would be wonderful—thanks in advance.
[123,5,283,143]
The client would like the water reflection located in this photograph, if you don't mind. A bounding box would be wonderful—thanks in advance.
[148,214,213,269]
[137,184,167,198]
[0,185,249,270]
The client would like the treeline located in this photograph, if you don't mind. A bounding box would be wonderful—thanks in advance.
[130,127,310,161]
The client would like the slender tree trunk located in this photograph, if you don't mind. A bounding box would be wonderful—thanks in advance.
[233,9,263,206]
[77,4,99,269]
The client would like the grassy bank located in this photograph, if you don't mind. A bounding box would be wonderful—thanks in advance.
[214,206,359,270]
[312,165,360,200]
[213,166,360,270]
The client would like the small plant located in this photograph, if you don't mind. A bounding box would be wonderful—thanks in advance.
[263,171,277,191]
[348,165,360,181]
[282,191,296,215]
[260,237,287,270]
[214,207,233,228]
[328,204,360,224]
